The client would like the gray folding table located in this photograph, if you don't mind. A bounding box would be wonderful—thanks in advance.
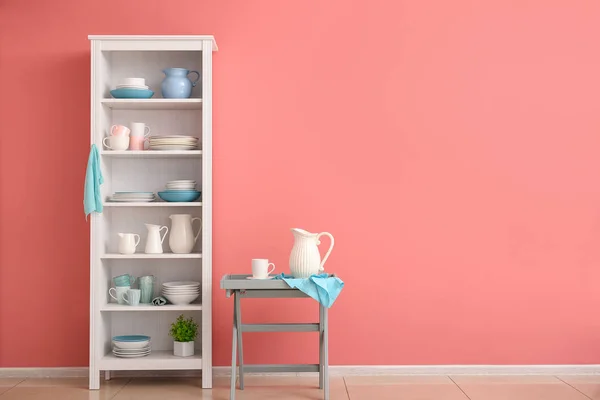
[220,274,331,400]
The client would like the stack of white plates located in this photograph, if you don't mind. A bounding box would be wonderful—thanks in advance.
[114,77,149,90]
[162,281,200,305]
[165,180,196,191]
[149,135,199,151]
[112,335,151,358]
[109,192,155,202]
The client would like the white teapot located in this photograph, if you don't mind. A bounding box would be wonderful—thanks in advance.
[289,228,334,278]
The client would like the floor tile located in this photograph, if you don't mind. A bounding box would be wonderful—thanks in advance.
[345,375,453,386]
[113,376,349,400]
[454,375,590,400]
[450,375,562,384]
[345,379,469,400]
[558,375,600,399]
[0,379,23,396]
[0,378,129,400]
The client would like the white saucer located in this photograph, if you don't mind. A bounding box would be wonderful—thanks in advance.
[246,276,275,280]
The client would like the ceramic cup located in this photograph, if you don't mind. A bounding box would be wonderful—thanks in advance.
[130,122,151,137]
[251,259,276,279]
[110,125,131,137]
[109,286,130,305]
[122,289,141,306]
[138,275,155,304]
[118,233,140,255]
[113,274,136,287]
[129,136,148,151]
[103,136,129,151]
[122,78,145,86]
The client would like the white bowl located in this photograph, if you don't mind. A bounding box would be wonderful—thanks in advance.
[163,293,200,305]
[122,78,145,86]
[112,339,150,349]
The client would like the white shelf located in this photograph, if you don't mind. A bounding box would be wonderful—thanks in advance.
[100,303,202,312]
[100,150,202,158]
[103,202,202,207]
[102,253,202,259]
[99,350,202,370]
[101,99,202,110]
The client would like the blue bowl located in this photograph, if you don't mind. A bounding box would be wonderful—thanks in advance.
[110,88,154,99]
[112,335,151,342]
[158,190,201,202]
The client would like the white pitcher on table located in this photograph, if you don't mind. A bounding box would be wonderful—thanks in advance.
[289,228,334,278]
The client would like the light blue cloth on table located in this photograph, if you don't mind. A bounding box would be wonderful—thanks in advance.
[274,273,344,308]
[84,144,103,219]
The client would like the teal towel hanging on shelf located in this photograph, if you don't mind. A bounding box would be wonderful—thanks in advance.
[84,144,103,219]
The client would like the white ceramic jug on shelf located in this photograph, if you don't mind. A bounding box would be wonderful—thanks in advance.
[117,233,140,254]
[169,214,201,254]
[289,228,335,278]
[145,224,168,254]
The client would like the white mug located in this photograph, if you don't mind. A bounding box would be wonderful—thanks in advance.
[251,259,276,279]
[122,289,141,306]
[109,286,130,305]
[130,122,151,138]
[103,136,129,151]
[118,233,140,255]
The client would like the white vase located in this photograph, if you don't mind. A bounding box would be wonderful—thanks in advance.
[174,341,194,357]
[289,228,335,278]
[169,214,201,254]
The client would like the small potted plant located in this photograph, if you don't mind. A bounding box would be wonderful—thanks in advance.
[169,314,199,357]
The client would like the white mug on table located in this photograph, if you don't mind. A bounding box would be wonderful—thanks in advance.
[130,122,151,138]
[251,258,275,279]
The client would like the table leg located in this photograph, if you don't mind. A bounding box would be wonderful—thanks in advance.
[323,306,329,400]
[230,291,238,400]
[104,371,111,381]
[235,291,244,390]
[319,304,324,389]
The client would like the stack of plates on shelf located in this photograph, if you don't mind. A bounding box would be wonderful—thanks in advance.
[166,180,196,191]
[148,135,199,151]
[109,192,156,202]
[162,281,200,305]
[110,78,154,99]
[158,181,201,202]
[112,335,151,358]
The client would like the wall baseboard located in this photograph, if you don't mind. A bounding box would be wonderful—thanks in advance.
[2,365,600,379]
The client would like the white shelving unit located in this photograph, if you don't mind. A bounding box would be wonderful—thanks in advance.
[88,35,217,390]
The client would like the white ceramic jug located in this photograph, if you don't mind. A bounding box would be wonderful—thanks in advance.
[117,233,140,255]
[169,214,201,254]
[289,228,335,278]
[144,224,168,254]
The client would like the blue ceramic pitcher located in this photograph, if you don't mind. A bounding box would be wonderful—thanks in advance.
[161,68,200,98]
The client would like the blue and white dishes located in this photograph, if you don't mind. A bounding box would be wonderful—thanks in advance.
[161,68,200,98]
[158,191,201,202]
[110,88,154,99]
[112,335,151,357]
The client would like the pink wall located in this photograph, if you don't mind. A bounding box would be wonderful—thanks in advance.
[1,0,600,367]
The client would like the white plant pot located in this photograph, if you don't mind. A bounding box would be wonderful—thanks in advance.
[173,341,194,357]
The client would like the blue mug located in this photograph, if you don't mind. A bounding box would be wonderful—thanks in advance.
[113,274,136,287]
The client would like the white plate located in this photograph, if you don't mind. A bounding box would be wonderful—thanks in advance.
[116,85,149,90]
[113,346,151,354]
[168,180,196,183]
[113,352,151,358]
[246,276,275,280]
[150,147,198,150]
[150,135,199,139]
[163,281,200,288]
[109,198,155,202]
[162,290,201,294]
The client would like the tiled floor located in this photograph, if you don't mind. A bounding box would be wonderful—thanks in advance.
[0,375,599,399]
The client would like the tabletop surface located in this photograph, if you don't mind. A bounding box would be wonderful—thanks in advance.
[220,273,337,290]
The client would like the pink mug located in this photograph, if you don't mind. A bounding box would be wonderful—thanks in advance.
[129,136,148,151]
[111,125,131,137]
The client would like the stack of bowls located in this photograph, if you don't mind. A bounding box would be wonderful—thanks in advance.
[162,281,200,305]
[110,78,154,99]
[158,180,201,202]
[112,335,151,358]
